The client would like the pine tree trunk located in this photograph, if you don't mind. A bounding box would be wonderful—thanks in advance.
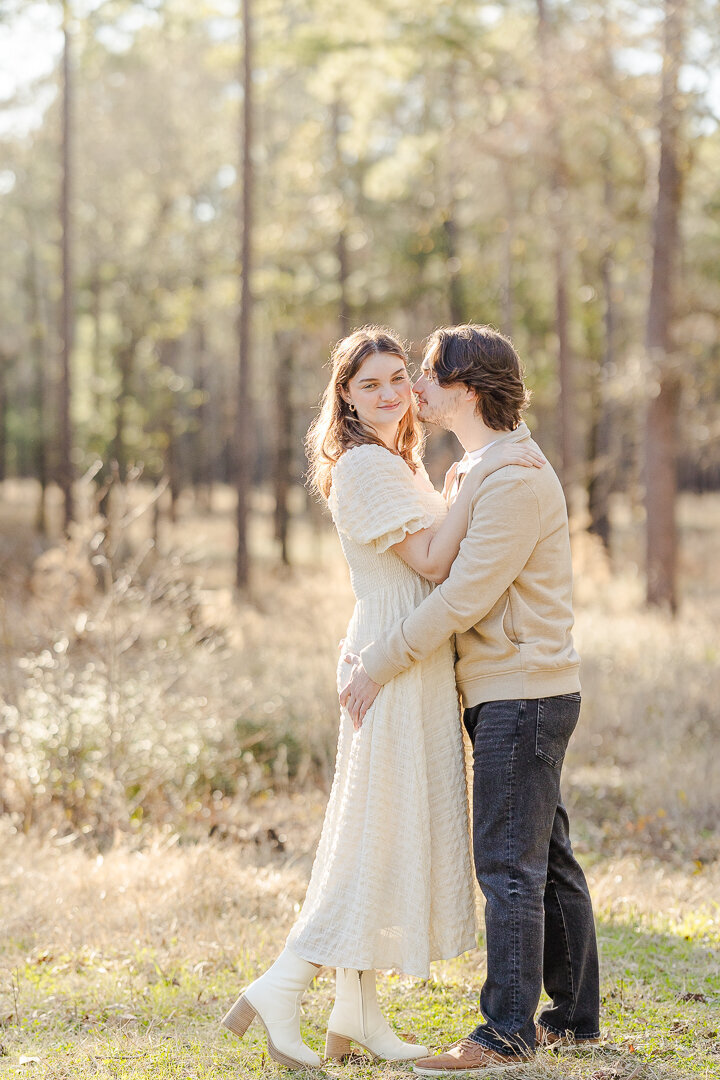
[331,100,350,334]
[0,354,7,484]
[588,167,616,551]
[273,331,294,566]
[160,339,181,523]
[90,260,103,419]
[443,65,462,326]
[443,212,463,325]
[110,342,134,484]
[59,2,74,528]
[193,275,213,511]
[645,0,684,613]
[536,0,575,508]
[337,228,350,334]
[235,0,254,589]
[500,160,515,338]
[26,225,50,533]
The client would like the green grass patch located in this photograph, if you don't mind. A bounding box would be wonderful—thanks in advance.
[2,914,718,1078]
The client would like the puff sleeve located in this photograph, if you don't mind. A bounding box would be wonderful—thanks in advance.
[329,444,435,553]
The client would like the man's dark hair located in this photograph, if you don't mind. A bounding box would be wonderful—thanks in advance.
[426,324,531,431]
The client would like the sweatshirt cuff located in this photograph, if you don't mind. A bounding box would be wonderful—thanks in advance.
[360,639,403,686]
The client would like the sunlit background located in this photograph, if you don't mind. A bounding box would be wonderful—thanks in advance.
[1,3,719,1076]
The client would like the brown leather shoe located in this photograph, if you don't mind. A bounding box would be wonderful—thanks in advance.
[412,1038,529,1075]
[536,1024,601,1049]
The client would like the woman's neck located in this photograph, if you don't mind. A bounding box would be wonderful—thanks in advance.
[373,421,400,451]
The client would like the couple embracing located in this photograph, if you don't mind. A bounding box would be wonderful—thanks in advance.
[221,324,600,1075]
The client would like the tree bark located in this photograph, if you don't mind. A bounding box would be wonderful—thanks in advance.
[110,340,135,485]
[26,224,50,533]
[90,259,103,420]
[442,65,462,325]
[588,158,616,550]
[273,330,294,566]
[336,228,350,333]
[330,100,350,334]
[443,212,463,325]
[500,160,515,338]
[645,0,684,612]
[59,1,74,528]
[159,339,181,522]
[536,0,575,508]
[193,274,213,511]
[0,354,7,484]
[235,0,255,589]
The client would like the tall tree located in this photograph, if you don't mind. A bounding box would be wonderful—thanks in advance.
[59,0,75,527]
[0,353,7,483]
[25,219,51,533]
[192,273,213,511]
[235,0,255,588]
[536,0,576,508]
[273,330,294,566]
[645,0,685,612]
[499,159,516,338]
[588,10,620,551]
[440,65,463,326]
[330,99,350,334]
[586,181,615,551]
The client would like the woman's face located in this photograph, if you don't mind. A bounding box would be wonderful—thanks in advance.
[342,352,413,436]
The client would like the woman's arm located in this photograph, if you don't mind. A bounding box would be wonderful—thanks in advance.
[391,441,545,583]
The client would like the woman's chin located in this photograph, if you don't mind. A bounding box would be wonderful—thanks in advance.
[378,404,410,421]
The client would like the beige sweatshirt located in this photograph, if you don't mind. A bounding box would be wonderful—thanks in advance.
[360,423,581,706]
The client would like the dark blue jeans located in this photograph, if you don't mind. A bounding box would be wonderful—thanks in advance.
[464,695,600,1056]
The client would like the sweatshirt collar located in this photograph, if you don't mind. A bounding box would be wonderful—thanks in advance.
[461,421,531,457]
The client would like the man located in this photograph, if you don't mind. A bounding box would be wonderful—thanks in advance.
[340,324,600,1074]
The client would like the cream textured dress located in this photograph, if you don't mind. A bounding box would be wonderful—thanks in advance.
[286,443,476,978]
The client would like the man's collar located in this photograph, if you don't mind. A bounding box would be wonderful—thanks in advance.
[457,443,498,469]
[457,422,531,460]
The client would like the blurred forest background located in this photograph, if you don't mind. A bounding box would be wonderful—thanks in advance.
[1,3,720,1076]
[1,0,719,833]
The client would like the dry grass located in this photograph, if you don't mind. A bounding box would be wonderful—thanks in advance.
[0,480,719,1077]
[0,819,718,1078]
[0,481,348,840]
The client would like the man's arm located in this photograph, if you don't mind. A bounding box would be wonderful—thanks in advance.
[390,442,545,584]
[361,471,541,685]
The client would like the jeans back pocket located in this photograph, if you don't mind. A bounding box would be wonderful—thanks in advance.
[535,693,581,767]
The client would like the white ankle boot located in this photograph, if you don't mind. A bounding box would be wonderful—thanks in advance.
[325,968,429,1061]
[221,947,321,1068]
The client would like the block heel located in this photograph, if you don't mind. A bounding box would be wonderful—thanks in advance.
[221,994,257,1039]
[325,1031,354,1061]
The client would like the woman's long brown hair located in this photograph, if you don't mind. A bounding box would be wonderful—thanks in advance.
[305,325,424,499]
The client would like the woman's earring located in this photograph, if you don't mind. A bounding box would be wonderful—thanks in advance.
[348,402,356,413]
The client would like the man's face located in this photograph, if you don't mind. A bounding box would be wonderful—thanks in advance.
[412,351,466,429]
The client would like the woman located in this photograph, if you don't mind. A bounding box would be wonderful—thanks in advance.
[221,326,543,1068]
